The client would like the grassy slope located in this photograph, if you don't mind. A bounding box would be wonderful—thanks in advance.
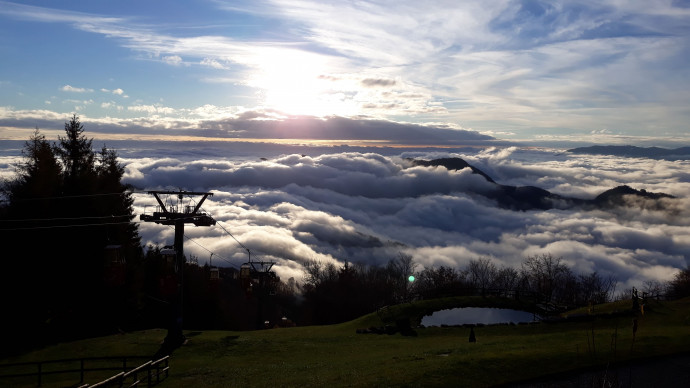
[2,297,689,387]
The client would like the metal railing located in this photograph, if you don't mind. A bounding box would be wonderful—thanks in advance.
[82,356,169,388]
[0,355,169,387]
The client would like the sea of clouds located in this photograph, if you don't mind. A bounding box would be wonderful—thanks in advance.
[104,143,690,291]
[1,140,687,290]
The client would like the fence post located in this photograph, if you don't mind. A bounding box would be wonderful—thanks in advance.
[37,362,42,387]
[80,359,85,383]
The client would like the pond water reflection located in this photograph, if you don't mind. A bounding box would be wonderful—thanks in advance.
[421,307,536,326]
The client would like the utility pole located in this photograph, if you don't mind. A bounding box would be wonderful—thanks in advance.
[141,190,215,353]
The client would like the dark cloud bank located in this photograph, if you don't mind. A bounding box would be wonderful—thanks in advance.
[125,145,690,290]
[0,114,502,146]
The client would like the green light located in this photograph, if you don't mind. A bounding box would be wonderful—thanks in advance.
[408,275,415,282]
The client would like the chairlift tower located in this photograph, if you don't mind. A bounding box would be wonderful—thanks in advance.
[140,190,215,351]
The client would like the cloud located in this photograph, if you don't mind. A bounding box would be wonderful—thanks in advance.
[1,141,687,285]
[361,78,396,87]
[127,104,177,115]
[61,85,93,93]
[117,146,690,286]
[0,106,501,146]
[162,55,184,66]
[196,115,497,145]
[201,58,228,69]
[4,0,690,138]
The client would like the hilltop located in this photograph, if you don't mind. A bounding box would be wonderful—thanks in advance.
[2,297,689,387]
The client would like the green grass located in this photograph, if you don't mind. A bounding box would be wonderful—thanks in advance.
[2,297,689,387]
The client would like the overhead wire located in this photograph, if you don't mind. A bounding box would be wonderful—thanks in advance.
[198,203,274,264]
[0,220,141,231]
[163,224,240,269]
[0,214,134,223]
[2,190,148,202]
[1,191,265,269]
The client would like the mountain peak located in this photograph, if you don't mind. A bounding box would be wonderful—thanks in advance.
[594,185,675,207]
[409,157,495,183]
[411,158,676,212]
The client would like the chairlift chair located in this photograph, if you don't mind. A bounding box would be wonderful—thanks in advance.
[158,246,178,297]
[240,263,252,291]
[209,253,220,281]
[103,244,126,287]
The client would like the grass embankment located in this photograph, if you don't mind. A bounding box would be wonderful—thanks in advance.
[2,297,689,387]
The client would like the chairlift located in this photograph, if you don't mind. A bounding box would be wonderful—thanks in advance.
[240,257,279,296]
[160,246,178,273]
[103,244,126,287]
[240,263,252,292]
[158,245,178,297]
[209,253,220,281]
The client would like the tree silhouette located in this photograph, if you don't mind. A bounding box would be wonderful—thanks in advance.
[669,266,690,298]
[0,117,141,354]
[3,129,60,218]
[58,114,95,193]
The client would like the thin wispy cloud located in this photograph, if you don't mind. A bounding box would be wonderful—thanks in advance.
[1,0,688,143]
[61,85,93,93]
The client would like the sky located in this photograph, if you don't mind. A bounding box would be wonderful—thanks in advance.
[1,1,689,290]
[1,0,690,146]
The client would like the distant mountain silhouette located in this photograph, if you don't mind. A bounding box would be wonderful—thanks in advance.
[411,158,675,211]
[410,158,495,183]
[594,185,675,207]
[568,145,690,160]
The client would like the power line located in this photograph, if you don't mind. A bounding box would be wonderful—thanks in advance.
[3,190,146,203]
[0,220,141,231]
[0,214,134,223]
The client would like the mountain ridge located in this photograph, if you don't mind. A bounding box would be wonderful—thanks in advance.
[411,157,675,211]
[567,145,690,160]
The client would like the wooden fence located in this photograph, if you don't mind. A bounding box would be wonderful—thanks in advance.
[0,355,169,387]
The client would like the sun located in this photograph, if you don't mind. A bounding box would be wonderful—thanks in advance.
[248,48,356,117]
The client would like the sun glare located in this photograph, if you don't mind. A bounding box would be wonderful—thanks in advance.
[249,48,356,117]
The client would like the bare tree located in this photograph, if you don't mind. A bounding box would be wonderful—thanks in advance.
[415,265,464,298]
[520,254,572,303]
[386,252,417,302]
[467,257,497,292]
[643,280,664,300]
[493,266,519,292]
[578,272,617,304]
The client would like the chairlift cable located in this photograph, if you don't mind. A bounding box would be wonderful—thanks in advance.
[206,214,276,264]
[164,225,240,269]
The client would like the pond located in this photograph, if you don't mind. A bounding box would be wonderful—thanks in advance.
[421,307,537,326]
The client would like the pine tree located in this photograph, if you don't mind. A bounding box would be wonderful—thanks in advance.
[1,117,142,350]
[1,129,65,351]
[57,114,96,195]
[96,145,141,255]
[4,128,63,209]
